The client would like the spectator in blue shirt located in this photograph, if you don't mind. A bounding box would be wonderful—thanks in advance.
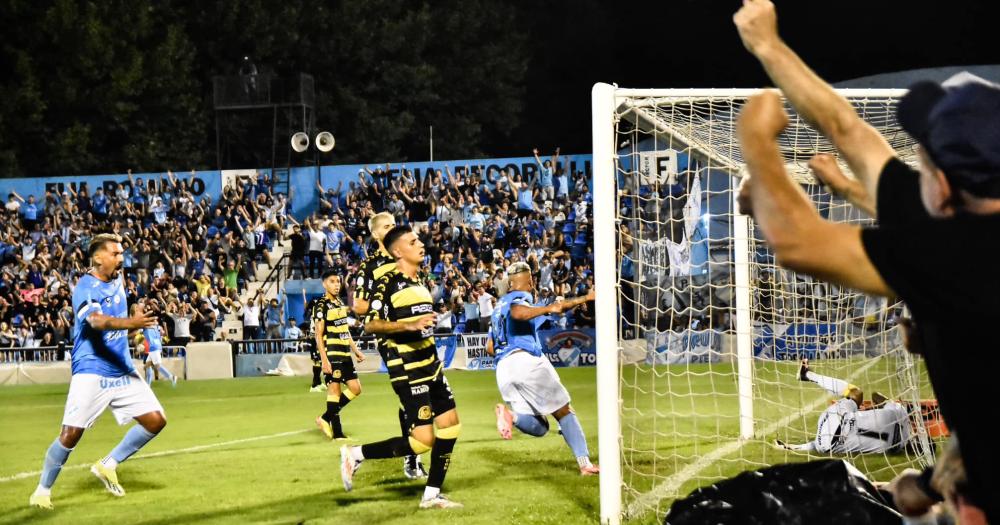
[533,147,560,201]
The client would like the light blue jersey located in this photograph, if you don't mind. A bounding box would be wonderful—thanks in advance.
[489,290,548,364]
[144,326,163,353]
[72,274,133,377]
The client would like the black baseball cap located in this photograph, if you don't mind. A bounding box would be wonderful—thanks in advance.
[897,72,1000,198]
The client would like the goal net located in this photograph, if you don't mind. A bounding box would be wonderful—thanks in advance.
[591,85,940,525]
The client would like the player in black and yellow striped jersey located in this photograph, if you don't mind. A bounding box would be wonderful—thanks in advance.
[350,211,426,480]
[314,271,366,441]
[340,226,463,509]
[303,290,325,392]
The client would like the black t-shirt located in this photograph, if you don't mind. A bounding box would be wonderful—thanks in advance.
[861,158,1000,517]
[290,232,306,256]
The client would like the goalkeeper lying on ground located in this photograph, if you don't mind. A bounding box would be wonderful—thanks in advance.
[775,359,911,454]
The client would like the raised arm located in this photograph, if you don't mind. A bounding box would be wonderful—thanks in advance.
[734,0,894,206]
[736,91,892,297]
[808,154,876,216]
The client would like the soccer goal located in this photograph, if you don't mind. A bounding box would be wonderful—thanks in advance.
[591,84,939,525]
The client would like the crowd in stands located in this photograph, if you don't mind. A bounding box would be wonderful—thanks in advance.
[0,148,595,350]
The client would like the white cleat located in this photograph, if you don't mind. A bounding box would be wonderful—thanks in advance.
[419,494,464,509]
[340,445,362,491]
[403,455,427,480]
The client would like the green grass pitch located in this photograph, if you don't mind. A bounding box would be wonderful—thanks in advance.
[0,360,934,524]
[1,369,601,525]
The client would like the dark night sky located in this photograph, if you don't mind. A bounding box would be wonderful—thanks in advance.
[514,0,1000,156]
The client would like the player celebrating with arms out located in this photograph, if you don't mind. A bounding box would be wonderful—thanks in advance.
[314,270,365,440]
[340,226,463,509]
[30,233,164,510]
[487,261,599,475]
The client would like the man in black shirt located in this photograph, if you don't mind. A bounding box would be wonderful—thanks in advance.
[287,223,307,279]
[735,1,999,521]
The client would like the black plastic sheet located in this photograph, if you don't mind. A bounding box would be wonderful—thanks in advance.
[665,459,901,525]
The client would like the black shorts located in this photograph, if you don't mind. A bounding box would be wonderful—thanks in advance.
[323,359,358,385]
[402,374,456,429]
[306,342,320,364]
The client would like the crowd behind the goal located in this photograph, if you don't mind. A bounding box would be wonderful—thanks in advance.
[0,148,595,352]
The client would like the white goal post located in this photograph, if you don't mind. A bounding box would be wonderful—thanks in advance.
[592,83,939,525]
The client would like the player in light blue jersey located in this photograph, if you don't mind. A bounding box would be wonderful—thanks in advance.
[485,261,599,475]
[30,234,164,510]
[138,302,176,387]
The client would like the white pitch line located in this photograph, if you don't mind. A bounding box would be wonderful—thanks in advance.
[624,357,883,520]
[0,428,310,484]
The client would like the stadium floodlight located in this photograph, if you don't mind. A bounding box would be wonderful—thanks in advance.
[592,84,938,525]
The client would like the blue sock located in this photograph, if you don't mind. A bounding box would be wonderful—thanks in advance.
[109,425,158,464]
[513,413,549,437]
[158,366,174,381]
[39,439,73,490]
[146,366,154,383]
[558,413,590,459]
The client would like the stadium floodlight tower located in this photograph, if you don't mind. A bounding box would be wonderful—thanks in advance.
[591,83,937,525]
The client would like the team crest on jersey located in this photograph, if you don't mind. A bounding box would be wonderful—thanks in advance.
[113,295,121,305]
[418,405,432,420]
[333,369,342,379]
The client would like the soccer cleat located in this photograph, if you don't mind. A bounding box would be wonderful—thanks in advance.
[580,464,601,476]
[403,455,427,480]
[340,445,362,491]
[29,493,53,510]
[310,385,325,393]
[798,359,810,381]
[494,403,513,440]
[332,432,351,441]
[419,494,464,509]
[316,416,333,440]
[91,462,125,497]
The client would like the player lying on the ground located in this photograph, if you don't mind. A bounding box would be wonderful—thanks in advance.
[486,261,599,476]
[775,359,911,454]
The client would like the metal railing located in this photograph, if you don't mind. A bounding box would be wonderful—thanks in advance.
[229,335,377,356]
[0,344,187,364]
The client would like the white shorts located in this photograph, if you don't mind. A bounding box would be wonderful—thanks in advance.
[62,373,164,428]
[147,351,162,366]
[496,350,570,415]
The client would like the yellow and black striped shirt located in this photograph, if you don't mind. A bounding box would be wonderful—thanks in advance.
[353,248,396,303]
[368,270,441,385]
[314,297,352,362]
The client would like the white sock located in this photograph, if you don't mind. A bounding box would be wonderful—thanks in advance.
[349,446,364,462]
[101,455,119,470]
[34,485,51,496]
[576,456,593,469]
[805,371,850,397]
[422,486,440,500]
